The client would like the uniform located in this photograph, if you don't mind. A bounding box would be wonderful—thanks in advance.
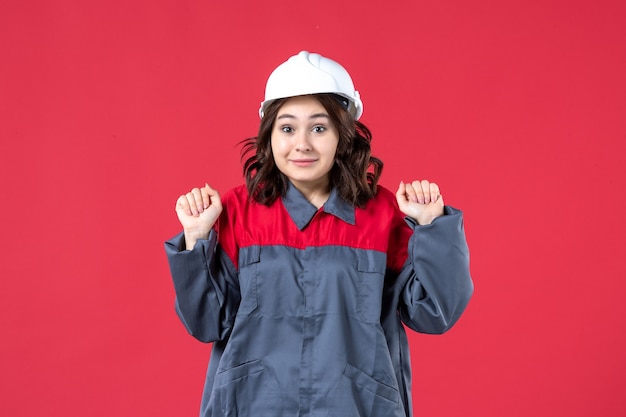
[165,181,473,417]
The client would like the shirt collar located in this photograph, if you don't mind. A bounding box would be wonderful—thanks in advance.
[282,181,356,230]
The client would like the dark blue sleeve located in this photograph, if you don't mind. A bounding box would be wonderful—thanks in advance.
[397,206,474,334]
[164,230,240,343]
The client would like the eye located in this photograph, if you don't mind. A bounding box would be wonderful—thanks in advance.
[312,125,326,133]
[280,125,294,133]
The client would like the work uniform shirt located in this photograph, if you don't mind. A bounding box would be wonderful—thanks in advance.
[165,182,473,417]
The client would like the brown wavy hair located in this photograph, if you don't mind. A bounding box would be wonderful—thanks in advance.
[241,94,383,208]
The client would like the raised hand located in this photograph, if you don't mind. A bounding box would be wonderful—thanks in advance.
[175,183,223,249]
[396,180,444,225]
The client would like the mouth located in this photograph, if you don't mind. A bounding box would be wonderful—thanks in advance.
[290,158,318,167]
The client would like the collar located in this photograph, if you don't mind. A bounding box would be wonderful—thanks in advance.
[282,181,356,230]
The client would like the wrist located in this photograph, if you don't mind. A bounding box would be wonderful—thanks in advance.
[183,229,211,250]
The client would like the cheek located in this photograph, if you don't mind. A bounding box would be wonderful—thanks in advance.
[269,135,280,157]
[273,135,296,158]
[325,139,340,160]
[270,136,287,165]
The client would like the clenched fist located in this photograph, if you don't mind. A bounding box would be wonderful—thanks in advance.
[175,183,223,250]
[396,180,444,225]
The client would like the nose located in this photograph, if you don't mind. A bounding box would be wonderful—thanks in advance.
[294,131,312,152]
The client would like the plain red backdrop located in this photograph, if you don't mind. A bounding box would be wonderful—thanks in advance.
[1,0,625,416]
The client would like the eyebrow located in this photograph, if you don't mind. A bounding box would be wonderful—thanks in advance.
[276,113,330,120]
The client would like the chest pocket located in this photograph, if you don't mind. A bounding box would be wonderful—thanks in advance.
[356,250,387,324]
[237,246,260,316]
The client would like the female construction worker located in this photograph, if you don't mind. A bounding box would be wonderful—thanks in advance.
[165,51,473,417]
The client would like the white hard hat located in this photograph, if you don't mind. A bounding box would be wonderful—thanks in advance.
[259,51,363,120]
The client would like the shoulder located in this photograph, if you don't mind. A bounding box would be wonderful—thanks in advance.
[221,184,277,216]
[356,184,401,221]
[221,184,250,206]
[374,185,397,202]
[369,184,399,210]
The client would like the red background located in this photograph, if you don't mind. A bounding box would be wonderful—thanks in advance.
[1,0,625,416]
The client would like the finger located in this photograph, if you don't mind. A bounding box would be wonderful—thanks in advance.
[405,182,418,203]
[200,184,211,210]
[395,181,408,211]
[429,182,440,203]
[204,183,223,211]
[419,180,431,204]
[194,187,209,214]
[410,180,424,204]
[396,181,406,200]
[186,189,201,216]
[175,195,193,216]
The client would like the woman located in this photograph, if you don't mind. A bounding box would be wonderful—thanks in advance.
[165,51,473,417]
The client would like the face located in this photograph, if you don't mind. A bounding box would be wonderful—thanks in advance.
[271,95,339,193]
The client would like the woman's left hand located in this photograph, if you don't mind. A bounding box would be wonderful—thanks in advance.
[396,180,445,225]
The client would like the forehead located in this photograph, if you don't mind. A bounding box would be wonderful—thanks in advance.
[276,95,326,117]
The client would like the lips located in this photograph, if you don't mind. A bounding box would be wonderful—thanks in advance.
[290,158,317,167]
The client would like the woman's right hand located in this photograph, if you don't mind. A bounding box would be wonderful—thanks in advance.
[175,183,223,250]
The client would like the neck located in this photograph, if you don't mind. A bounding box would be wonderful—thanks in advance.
[291,180,331,209]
